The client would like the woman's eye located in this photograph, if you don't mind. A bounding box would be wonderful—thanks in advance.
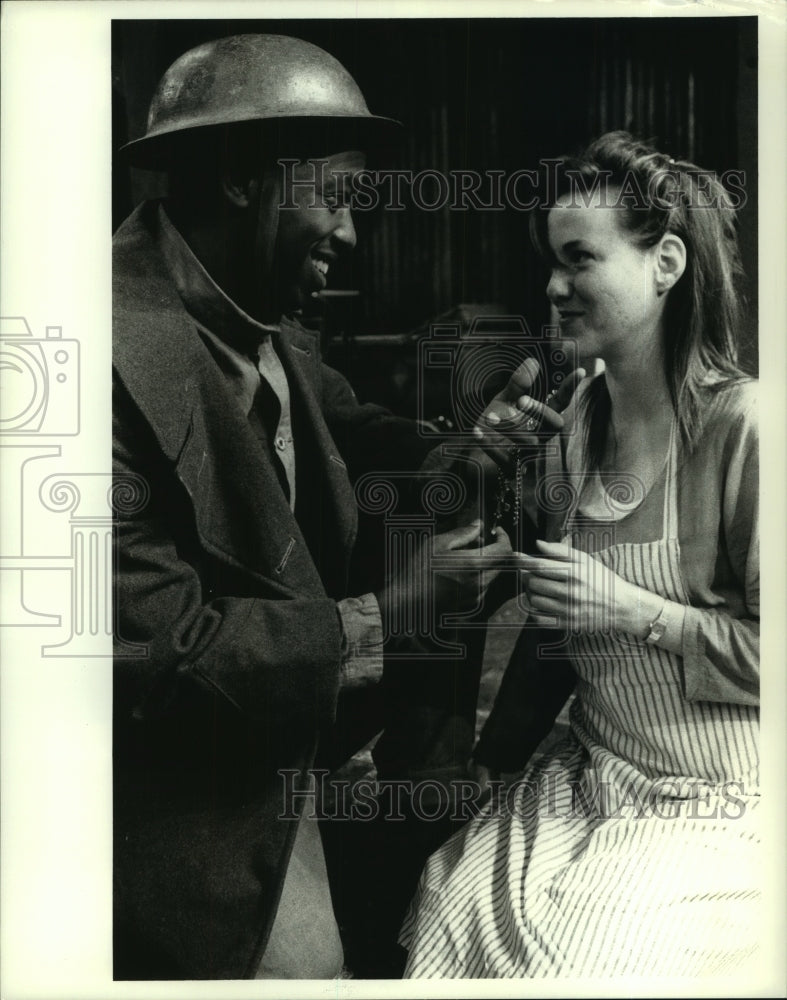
[571,250,593,264]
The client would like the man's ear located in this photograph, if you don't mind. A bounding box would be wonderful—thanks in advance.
[221,174,255,209]
[655,233,687,294]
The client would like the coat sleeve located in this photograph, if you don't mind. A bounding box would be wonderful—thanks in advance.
[318,361,436,478]
[113,377,343,730]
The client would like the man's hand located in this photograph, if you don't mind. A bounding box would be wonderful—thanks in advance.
[467,759,500,803]
[376,520,513,651]
[429,520,514,612]
[472,359,586,473]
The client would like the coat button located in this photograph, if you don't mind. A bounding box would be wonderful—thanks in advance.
[275,436,286,451]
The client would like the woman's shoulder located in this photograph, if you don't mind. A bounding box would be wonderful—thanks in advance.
[698,377,758,442]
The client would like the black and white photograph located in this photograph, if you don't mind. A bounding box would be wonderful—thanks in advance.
[1,3,785,997]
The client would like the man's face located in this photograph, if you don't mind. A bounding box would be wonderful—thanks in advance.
[275,150,366,313]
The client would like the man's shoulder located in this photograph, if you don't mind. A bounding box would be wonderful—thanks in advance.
[113,201,160,271]
[113,201,193,352]
[113,201,206,456]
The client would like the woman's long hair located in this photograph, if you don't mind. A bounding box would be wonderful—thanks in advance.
[530,131,751,466]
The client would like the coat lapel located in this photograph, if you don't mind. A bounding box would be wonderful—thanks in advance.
[113,203,347,596]
[276,319,358,560]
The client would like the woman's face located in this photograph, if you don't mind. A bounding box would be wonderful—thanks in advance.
[546,189,666,364]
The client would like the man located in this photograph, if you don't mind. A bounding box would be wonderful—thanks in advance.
[112,34,515,980]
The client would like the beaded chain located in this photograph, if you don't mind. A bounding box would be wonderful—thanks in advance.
[489,391,558,534]
[492,447,525,531]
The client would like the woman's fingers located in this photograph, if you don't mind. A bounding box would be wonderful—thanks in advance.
[548,367,587,413]
[518,559,572,580]
[534,539,578,560]
[471,362,586,461]
[529,593,563,615]
[528,609,561,627]
[525,575,566,599]
[503,356,540,397]
[512,396,565,434]
[477,397,564,439]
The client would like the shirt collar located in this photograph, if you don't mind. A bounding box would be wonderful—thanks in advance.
[156,202,279,355]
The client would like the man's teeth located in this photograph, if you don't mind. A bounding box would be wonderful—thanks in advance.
[314,259,329,276]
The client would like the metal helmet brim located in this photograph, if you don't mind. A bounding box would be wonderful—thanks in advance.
[117,34,403,170]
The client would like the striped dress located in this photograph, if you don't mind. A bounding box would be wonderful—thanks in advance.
[400,413,760,978]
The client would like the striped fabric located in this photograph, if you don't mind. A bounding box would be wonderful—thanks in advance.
[400,424,760,978]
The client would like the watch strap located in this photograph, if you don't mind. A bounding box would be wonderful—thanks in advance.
[644,601,669,645]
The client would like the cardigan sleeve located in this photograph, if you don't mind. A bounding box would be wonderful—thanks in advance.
[679,387,759,706]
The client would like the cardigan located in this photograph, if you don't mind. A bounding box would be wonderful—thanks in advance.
[474,377,759,772]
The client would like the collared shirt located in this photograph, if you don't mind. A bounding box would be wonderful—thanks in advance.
[156,204,383,687]
[157,205,297,509]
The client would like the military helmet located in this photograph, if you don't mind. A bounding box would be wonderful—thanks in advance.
[121,34,401,167]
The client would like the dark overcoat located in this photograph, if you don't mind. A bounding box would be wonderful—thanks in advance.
[112,202,430,978]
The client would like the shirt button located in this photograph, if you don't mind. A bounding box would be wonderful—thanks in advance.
[275,436,287,451]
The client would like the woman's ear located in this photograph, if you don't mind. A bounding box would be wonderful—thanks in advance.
[655,233,687,294]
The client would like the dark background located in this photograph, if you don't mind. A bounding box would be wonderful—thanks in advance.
[113,17,758,413]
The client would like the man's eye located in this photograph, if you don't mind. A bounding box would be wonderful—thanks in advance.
[571,250,593,264]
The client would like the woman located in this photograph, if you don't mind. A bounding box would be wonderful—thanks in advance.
[400,132,760,978]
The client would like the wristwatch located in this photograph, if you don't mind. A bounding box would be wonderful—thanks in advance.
[644,601,669,645]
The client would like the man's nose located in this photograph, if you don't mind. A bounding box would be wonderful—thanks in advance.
[333,207,357,250]
[546,267,571,303]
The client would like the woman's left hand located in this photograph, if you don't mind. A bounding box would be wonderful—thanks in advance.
[520,539,656,636]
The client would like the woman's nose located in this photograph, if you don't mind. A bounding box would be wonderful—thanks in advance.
[547,267,571,303]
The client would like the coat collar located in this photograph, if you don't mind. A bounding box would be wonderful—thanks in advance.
[113,202,201,462]
[113,201,356,592]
